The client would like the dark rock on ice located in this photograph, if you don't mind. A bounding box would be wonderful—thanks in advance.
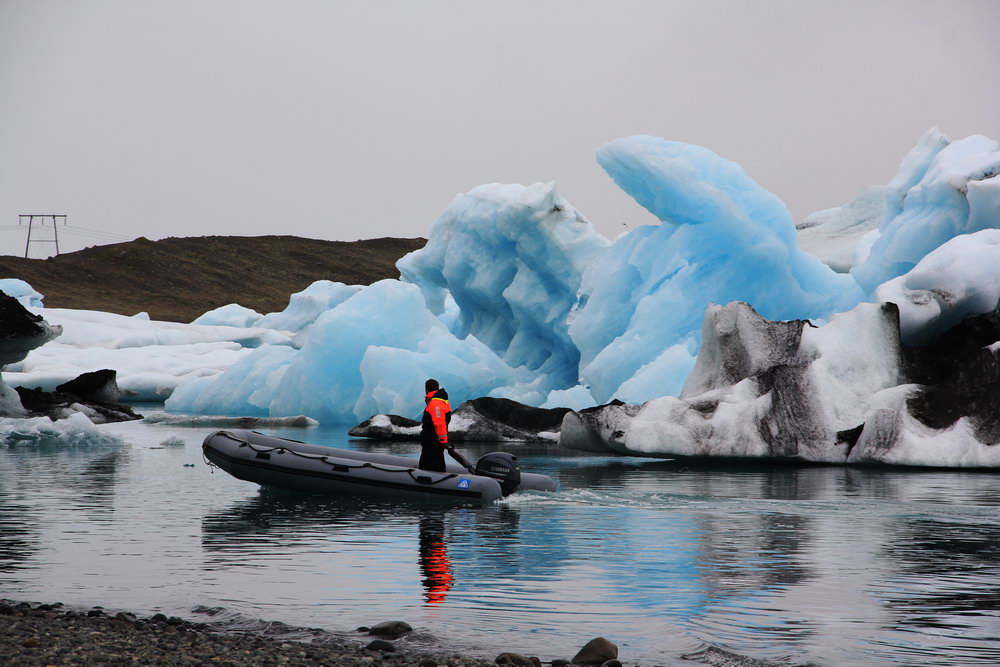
[351,397,569,443]
[902,309,1000,444]
[558,400,642,455]
[56,369,122,404]
[0,295,140,423]
[454,397,570,442]
[0,291,62,367]
[349,414,421,440]
[15,369,142,424]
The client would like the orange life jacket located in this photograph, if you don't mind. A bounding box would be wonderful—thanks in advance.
[424,391,451,445]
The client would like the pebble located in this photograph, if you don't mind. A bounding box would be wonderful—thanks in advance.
[573,637,619,665]
[366,639,397,652]
[368,620,414,638]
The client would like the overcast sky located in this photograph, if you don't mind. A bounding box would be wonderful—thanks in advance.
[1,0,997,258]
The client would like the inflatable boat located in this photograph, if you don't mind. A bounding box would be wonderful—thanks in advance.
[202,429,556,504]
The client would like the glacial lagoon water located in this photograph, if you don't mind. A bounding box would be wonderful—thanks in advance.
[1,408,999,666]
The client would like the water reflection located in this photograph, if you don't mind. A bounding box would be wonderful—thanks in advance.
[66,451,124,516]
[199,488,568,607]
[0,445,124,574]
[0,495,36,573]
[4,417,1000,665]
[418,515,453,604]
[881,518,1000,628]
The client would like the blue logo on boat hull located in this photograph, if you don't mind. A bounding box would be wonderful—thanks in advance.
[457,479,470,489]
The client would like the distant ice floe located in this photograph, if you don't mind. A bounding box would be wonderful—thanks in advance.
[4,308,295,401]
[0,278,45,308]
[142,414,318,428]
[1,412,123,447]
[191,280,362,334]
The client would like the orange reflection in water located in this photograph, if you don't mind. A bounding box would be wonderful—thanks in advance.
[419,518,453,604]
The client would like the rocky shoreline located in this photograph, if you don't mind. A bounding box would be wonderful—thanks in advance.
[0,600,624,667]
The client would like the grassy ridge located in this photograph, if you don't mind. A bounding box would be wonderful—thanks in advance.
[0,236,425,322]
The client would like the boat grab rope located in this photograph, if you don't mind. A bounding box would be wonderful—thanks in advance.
[212,431,462,486]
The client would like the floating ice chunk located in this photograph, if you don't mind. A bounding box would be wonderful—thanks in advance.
[0,412,123,447]
[33,308,294,349]
[191,303,263,328]
[355,326,532,420]
[170,279,526,422]
[0,278,45,308]
[398,182,609,387]
[142,413,318,428]
[0,380,26,417]
[573,135,863,403]
[796,186,886,273]
[165,344,297,415]
[159,436,185,446]
[853,131,1000,292]
[876,229,1000,345]
[256,280,361,333]
[850,410,1000,467]
[7,340,253,401]
[273,279,539,422]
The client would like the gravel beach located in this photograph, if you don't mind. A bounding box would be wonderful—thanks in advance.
[0,600,507,667]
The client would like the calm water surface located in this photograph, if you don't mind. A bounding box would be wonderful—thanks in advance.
[1,408,998,666]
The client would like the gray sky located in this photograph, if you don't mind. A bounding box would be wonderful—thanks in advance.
[1,0,998,258]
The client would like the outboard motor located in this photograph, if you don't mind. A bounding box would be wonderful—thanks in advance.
[475,452,521,497]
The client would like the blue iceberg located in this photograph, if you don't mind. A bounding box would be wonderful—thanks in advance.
[158,129,1000,423]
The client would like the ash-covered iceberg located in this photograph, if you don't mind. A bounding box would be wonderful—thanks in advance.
[876,229,1000,345]
[561,291,1000,467]
[569,136,864,404]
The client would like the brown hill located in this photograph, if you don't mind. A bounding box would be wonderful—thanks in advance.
[0,236,426,322]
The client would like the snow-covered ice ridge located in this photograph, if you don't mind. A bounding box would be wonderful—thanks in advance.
[3,127,999,465]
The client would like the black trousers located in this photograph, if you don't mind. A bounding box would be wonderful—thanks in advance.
[418,443,446,472]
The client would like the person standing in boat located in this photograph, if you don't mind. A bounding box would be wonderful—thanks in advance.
[419,378,451,472]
